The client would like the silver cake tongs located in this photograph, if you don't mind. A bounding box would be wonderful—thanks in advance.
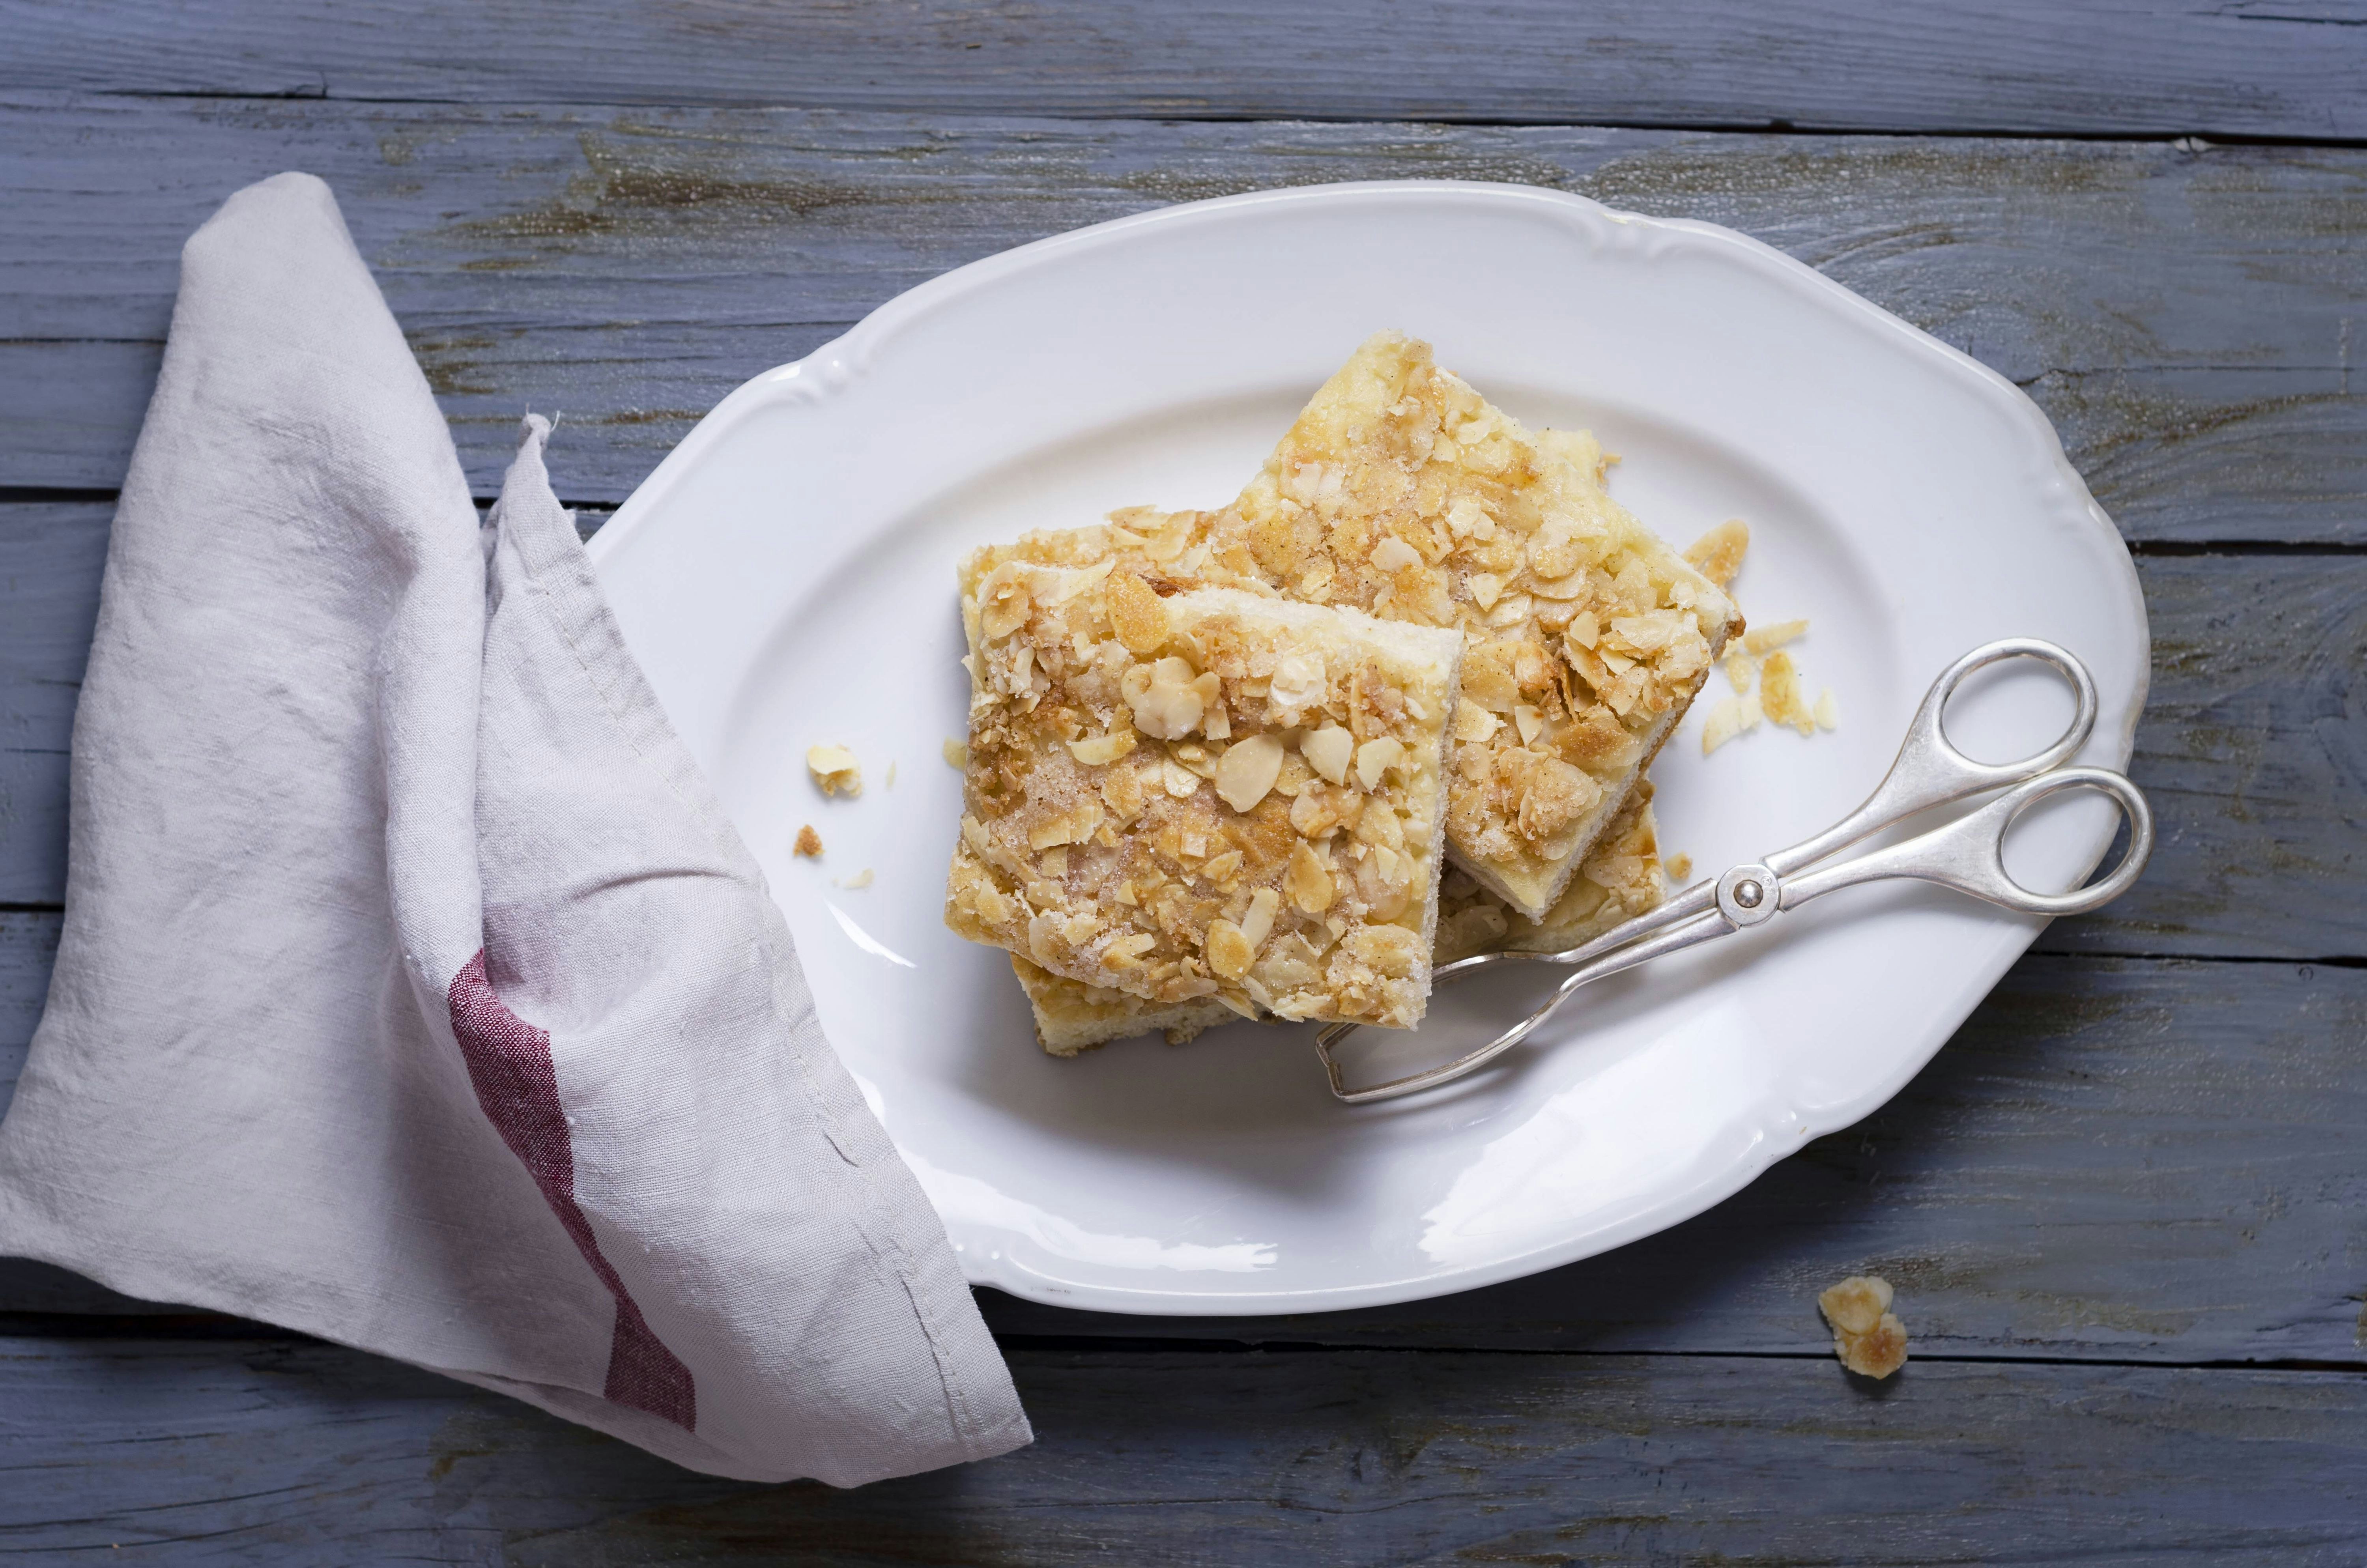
[1314,639,2153,1104]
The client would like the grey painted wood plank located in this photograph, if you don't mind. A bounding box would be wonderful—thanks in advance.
[0,504,107,908]
[0,1336,2361,1564]
[2066,553,2367,959]
[8,496,2358,960]
[5,0,2365,140]
[4,97,2361,540]
[8,894,2364,1365]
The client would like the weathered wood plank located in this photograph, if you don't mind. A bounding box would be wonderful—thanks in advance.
[9,496,2358,960]
[8,895,2364,1363]
[4,97,2362,540]
[0,504,107,907]
[2069,552,2367,960]
[5,0,2365,140]
[0,1335,2361,1564]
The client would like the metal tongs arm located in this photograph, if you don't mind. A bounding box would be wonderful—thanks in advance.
[1317,639,2141,1105]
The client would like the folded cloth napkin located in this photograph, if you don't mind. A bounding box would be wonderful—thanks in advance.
[0,172,1029,1484]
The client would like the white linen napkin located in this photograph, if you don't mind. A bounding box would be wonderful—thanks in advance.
[0,172,1029,1485]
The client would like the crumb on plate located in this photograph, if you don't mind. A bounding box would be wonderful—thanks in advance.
[808,742,862,797]
[793,824,823,858]
[1685,522,1836,755]
[1684,518,1749,587]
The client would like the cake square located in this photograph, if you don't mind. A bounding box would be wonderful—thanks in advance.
[1008,953,1235,1057]
[944,555,1464,1030]
[1011,791,1666,1054]
[980,331,1739,919]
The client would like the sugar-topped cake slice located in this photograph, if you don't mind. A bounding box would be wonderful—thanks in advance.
[985,331,1739,919]
[1011,792,1666,1054]
[1007,953,1235,1058]
[945,552,1464,1030]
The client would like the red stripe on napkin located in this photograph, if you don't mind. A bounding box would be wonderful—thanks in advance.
[447,949,697,1431]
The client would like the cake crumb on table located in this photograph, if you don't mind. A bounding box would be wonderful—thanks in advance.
[807,742,862,796]
[1819,1274,1909,1379]
[793,825,823,858]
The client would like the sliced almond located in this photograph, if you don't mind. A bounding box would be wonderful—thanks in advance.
[1354,736,1406,791]
[1067,729,1138,766]
[1450,700,1501,744]
[1286,842,1335,913]
[1685,519,1749,587]
[806,742,862,797]
[1214,733,1287,813]
[1205,919,1255,980]
[1301,724,1354,785]
[1743,618,1809,656]
[1239,887,1281,950]
[1105,569,1170,654]
[1701,697,1747,755]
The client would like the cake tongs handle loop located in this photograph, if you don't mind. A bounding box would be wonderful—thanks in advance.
[1314,639,2139,1105]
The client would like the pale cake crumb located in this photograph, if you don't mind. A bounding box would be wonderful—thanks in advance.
[1703,611,1839,751]
[1761,650,1815,736]
[793,824,823,858]
[943,736,969,769]
[838,868,874,890]
[1665,851,1692,882]
[945,555,1462,1031]
[1701,695,1749,755]
[807,742,862,797]
[1819,1274,1908,1379]
[1684,518,1750,587]
[1742,618,1809,655]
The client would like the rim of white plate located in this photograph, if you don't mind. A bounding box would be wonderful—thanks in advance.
[589,181,2150,1314]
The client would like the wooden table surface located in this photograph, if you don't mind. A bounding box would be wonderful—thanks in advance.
[3,4,2364,1561]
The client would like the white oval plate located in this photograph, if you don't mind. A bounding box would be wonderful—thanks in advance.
[589,182,2146,1316]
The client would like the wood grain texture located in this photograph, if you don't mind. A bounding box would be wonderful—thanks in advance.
[0,504,107,908]
[4,97,2362,540]
[4,0,2366,139]
[8,499,2360,958]
[7,901,2363,1364]
[0,1335,2362,1564]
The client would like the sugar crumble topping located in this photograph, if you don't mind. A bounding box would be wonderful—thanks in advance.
[945,558,1461,1030]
